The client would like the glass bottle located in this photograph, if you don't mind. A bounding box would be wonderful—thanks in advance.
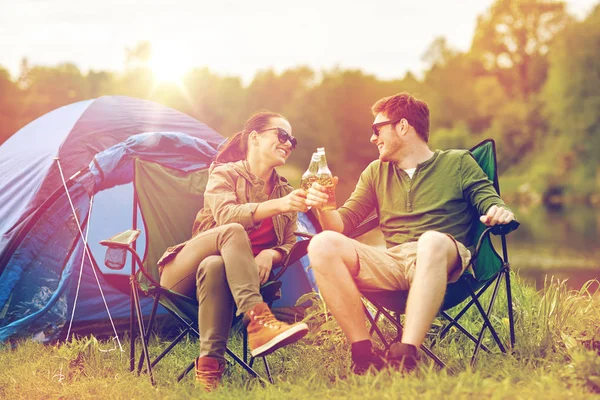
[316,147,337,211]
[301,152,320,191]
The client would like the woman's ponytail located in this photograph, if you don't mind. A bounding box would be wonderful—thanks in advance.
[214,130,249,163]
[214,110,285,163]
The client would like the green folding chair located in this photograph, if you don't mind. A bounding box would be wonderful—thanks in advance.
[356,139,520,367]
[99,159,309,385]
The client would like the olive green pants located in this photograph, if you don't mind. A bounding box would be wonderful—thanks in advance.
[159,223,263,362]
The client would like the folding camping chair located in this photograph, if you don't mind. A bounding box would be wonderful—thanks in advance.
[356,139,520,368]
[99,159,310,385]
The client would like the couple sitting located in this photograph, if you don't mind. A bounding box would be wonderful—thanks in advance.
[158,92,516,390]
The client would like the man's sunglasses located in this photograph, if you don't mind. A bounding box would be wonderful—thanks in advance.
[372,118,403,137]
[258,127,298,150]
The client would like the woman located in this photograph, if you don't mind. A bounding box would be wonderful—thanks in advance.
[158,111,309,390]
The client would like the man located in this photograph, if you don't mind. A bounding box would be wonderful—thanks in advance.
[305,92,515,375]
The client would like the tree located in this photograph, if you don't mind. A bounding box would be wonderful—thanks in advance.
[543,5,600,193]
[0,66,22,143]
[471,0,568,100]
[421,38,490,133]
[18,63,89,127]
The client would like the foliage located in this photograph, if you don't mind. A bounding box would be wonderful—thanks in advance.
[0,0,598,203]
[1,276,599,399]
[543,4,600,191]
[471,0,568,100]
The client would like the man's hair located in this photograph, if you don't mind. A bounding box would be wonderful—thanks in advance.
[371,92,430,142]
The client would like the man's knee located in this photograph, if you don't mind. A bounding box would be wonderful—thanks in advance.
[307,231,345,260]
[417,231,451,248]
[417,231,457,266]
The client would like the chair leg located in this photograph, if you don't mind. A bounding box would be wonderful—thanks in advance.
[131,282,155,385]
[129,277,136,373]
[137,296,160,373]
[368,309,382,337]
[146,327,191,373]
[243,330,249,364]
[505,267,516,348]
[362,303,390,349]
[229,350,261,379]
[177,361,196,382]
[467,275,506,367]
[438,312,492,353]
[432,278,496,347]
[262,357,274,384]
[369,301,445,369]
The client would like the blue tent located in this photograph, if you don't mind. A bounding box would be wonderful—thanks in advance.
[0,96,317,343]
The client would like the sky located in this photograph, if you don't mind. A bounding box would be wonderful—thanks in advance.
[0,0,597,84]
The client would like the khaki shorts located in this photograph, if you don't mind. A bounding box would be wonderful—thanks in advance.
[352,235,473,292]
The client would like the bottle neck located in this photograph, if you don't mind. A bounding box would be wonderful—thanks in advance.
[318,156,331,175]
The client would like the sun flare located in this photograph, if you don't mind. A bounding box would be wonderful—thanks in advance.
[148,45,190,84]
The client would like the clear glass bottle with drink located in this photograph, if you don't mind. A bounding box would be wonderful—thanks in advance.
[315,147,337,211]
[301,152,320,191]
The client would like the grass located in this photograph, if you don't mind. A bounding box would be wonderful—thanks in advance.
[1,275,599,399]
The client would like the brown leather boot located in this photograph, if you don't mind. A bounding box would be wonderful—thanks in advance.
[244,302,309,358]
[195,356,225,391]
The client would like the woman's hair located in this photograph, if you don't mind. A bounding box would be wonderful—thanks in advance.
[215,111,285,163]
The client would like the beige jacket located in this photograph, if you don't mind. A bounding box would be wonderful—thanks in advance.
[191,160,298,259]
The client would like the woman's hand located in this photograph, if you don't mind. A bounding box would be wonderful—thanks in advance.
[255,250,277,285]
[278,189,309,213]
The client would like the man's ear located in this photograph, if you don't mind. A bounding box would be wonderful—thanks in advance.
[398,119,409,136]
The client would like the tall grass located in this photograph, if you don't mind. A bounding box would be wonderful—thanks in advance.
[1,275,598,399]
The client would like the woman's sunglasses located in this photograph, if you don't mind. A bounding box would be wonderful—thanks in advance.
[257,127,298,150]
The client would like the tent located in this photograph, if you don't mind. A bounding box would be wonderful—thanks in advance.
[0,96,317,343]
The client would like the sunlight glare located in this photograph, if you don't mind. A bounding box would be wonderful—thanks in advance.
[149,44,190,84]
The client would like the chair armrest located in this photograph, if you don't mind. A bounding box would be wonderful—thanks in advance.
[272,240,310,281]
[349,214,379,239]
[490,220,520,236]
[295,231,315,239]
[99,229,141,249]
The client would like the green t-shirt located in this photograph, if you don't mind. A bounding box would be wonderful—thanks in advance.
[338,149,510,249]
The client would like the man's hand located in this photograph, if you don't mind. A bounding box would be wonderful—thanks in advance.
[306,176,339,210]
[480,205,515,226]
[255,250,276,285]
[278,189,309,213]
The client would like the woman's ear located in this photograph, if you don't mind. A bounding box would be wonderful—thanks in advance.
[250,131,259,145]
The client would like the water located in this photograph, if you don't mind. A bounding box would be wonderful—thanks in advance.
[501,205,600,291]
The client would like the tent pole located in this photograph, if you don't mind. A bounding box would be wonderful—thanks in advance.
[130,192,139,372]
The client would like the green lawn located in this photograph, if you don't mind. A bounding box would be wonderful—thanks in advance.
[1,276,599,399]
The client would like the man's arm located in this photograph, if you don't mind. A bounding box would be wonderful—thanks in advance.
[461,152,516,226]
[315,208,345,232]
[307,163,378,234]
[306,177,345,232]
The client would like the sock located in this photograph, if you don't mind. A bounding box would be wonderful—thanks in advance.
[351,340,373,360]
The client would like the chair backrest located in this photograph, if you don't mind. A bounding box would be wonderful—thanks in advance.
[467,139,503,282]
[440,139,505,309]
[133,159,209,286]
